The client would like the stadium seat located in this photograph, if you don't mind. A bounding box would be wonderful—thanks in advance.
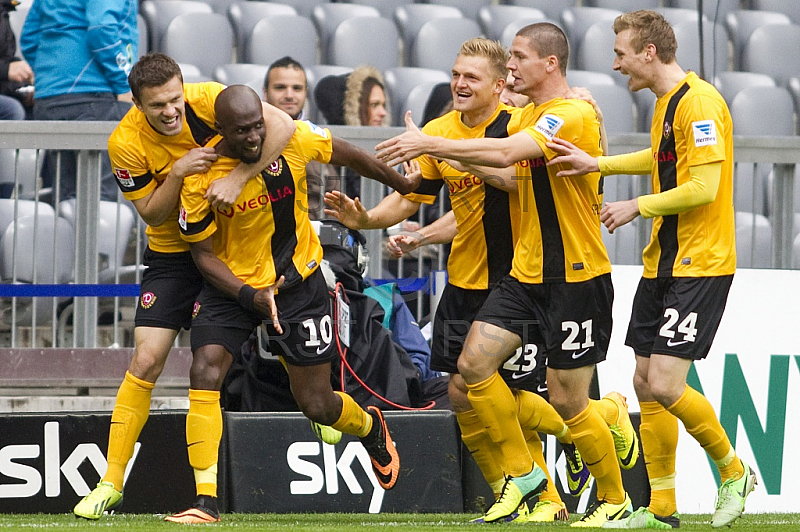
[276,0,327,18]
[634,90,657,133]
[742,24,800,86]
[0,199,52,241]
[214,63,269,87]
[725,10,792,69]
[731,86,795,136]
[246,15,318,70]
[668,0,739,23]
[384,67,451,126]
[137,14,148,58]
[588,0,659,10]
[502,0,577,23]
[789,77,800,122]
[576,20,624,84]
[735,212,772,268]
[305,65,353,123]
[714,71,776,106]
[0,149,40,200]
[403,81,448,127]
[478,5,548,42]
[580,84,637,135]
[566,69,616,88]
[227,1,297,62]
[394,4,463,65]
[140,0,212,52]
[178,63,211,83]
[655,7,704,26]
[411,18,482,73]
[204,0,238,15]
[561,7,622,68]
[751,0,800,25]
[345,0,413,19]
[671,20,731,76]
[427,0,490,21]
[793,232,800,269]
[311,3,380,66]
[328,16,399,71]
[163,13,234,78]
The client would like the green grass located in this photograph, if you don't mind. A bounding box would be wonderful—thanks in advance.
[1,513,798,531]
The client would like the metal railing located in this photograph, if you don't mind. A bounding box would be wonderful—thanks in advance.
[0,122,798,348]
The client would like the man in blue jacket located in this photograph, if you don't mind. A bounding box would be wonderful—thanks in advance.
[20,0,137,202]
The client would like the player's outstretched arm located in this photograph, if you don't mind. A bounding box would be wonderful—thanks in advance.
[387,209,457,258]
[204,103,297,210]
[132,147,217,227]
[323,186,420,231]
[328,136,420,195]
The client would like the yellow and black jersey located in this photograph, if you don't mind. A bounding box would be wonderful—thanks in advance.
[108,82,224,253]
[179,120,333,290]
[645,71,735,278]
[404,103,527,290]
[511,98,609,284]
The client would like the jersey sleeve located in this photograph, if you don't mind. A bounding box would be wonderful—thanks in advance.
[296,120,334,164]
[107,127,157,201]
[179,173,216,243]
[676,93,727,167]
[522,101,593,160]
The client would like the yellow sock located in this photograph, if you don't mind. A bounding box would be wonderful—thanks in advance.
[515,390,569,438]
[566,403,626,504]
[456,409,505,489]
[103,371,154,492]
[591,396,620,426]
[466,373,532,477]
[187,389,222,497]
[639,401,678,517]
[667,386,744,481]
[330,391,372,437]
[524,430,561,505]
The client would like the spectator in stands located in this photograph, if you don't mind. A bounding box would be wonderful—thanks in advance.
[315,65,389,199]
[263,56,331,220]
[0,0,33,120]
[20,0,136,202]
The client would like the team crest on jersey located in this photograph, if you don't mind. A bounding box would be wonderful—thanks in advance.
[192,301,201,319]
[692,120,717,147]
[141,292,157,309]
[663,121,672,139]
[265,159,283,176]
[114,168,135,187]
[533,114,564,140]
[178,204,188,231]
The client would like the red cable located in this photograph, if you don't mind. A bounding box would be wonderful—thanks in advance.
[333,282,436,411]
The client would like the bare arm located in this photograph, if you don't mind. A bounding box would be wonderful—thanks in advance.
[444,158,520,193]
[204,102,296,209]
[190,237,285,332]
[323,189,421,230]
[329,136,420,195]
[376,111,544,168]
[131,147,217,227]
[387,209,457,258]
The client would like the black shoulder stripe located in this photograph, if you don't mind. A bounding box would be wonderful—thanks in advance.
[185,103,216,146]
[115,171,153,193]
[484,110,512,139]
[412,178,444,196]
[181,210,214,236]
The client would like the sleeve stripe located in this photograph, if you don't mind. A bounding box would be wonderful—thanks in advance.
[181,211,215,237]
[412,178,444,196]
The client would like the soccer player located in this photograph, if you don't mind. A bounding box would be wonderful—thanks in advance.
[325,38,592,524]
[72,53,296,522]
[178,85,417,520]
[376,23,638,527]
[546,10,755,529]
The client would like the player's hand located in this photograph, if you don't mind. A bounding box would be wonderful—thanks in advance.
[387,233,423,258]
[402,159,422,192]
[254,276,285,334]
[546,137,599,177]
[205,169,248,210]
[171,147,217,180]
[600,199,639,234]
[323,190,369,230]
[375,111,429,167]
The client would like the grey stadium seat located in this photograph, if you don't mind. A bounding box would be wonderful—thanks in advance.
[561,7,621,68]
[751,0,800,25]
[178,63,211,84]
[427,0,490,21]
[742,24,800,86]
[384,67,450,126]
[140,0,212,52]
[275,0,327,18]
[671,20,731,76]
[714,71,776,106]
[311,3,380,65]
[735,212,772,268]
[403,81,446,127]
[576,20,625,85]
[346,0,413,20]
[587,0,659,10]
[669,0,740,23]
[502,0,577,23]
[137,14,148,58]
[214,63,269,87]
[581,84,637,135]
[394,4,463,65]
[725,9,792,69]
[566,69,616,88]
[246,15,318,70]
[478,5,548,42]
[227,1,297,62]
[328,16,399,72]
[163,13,234,78]
[411,18,482,73]
[0,149,40,200]
[654,7,704,26]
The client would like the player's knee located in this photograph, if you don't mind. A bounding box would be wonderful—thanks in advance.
[129,346,169,382]
[296,392,338,425]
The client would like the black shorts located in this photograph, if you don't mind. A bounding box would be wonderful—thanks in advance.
[134,248,203,330]
[431,283,546,393]
[191,268,336,366]
[475,274,614,370]
[625,275,733,360]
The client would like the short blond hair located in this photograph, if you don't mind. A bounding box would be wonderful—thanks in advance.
[613,10,677,63]
[458,38,509,80]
